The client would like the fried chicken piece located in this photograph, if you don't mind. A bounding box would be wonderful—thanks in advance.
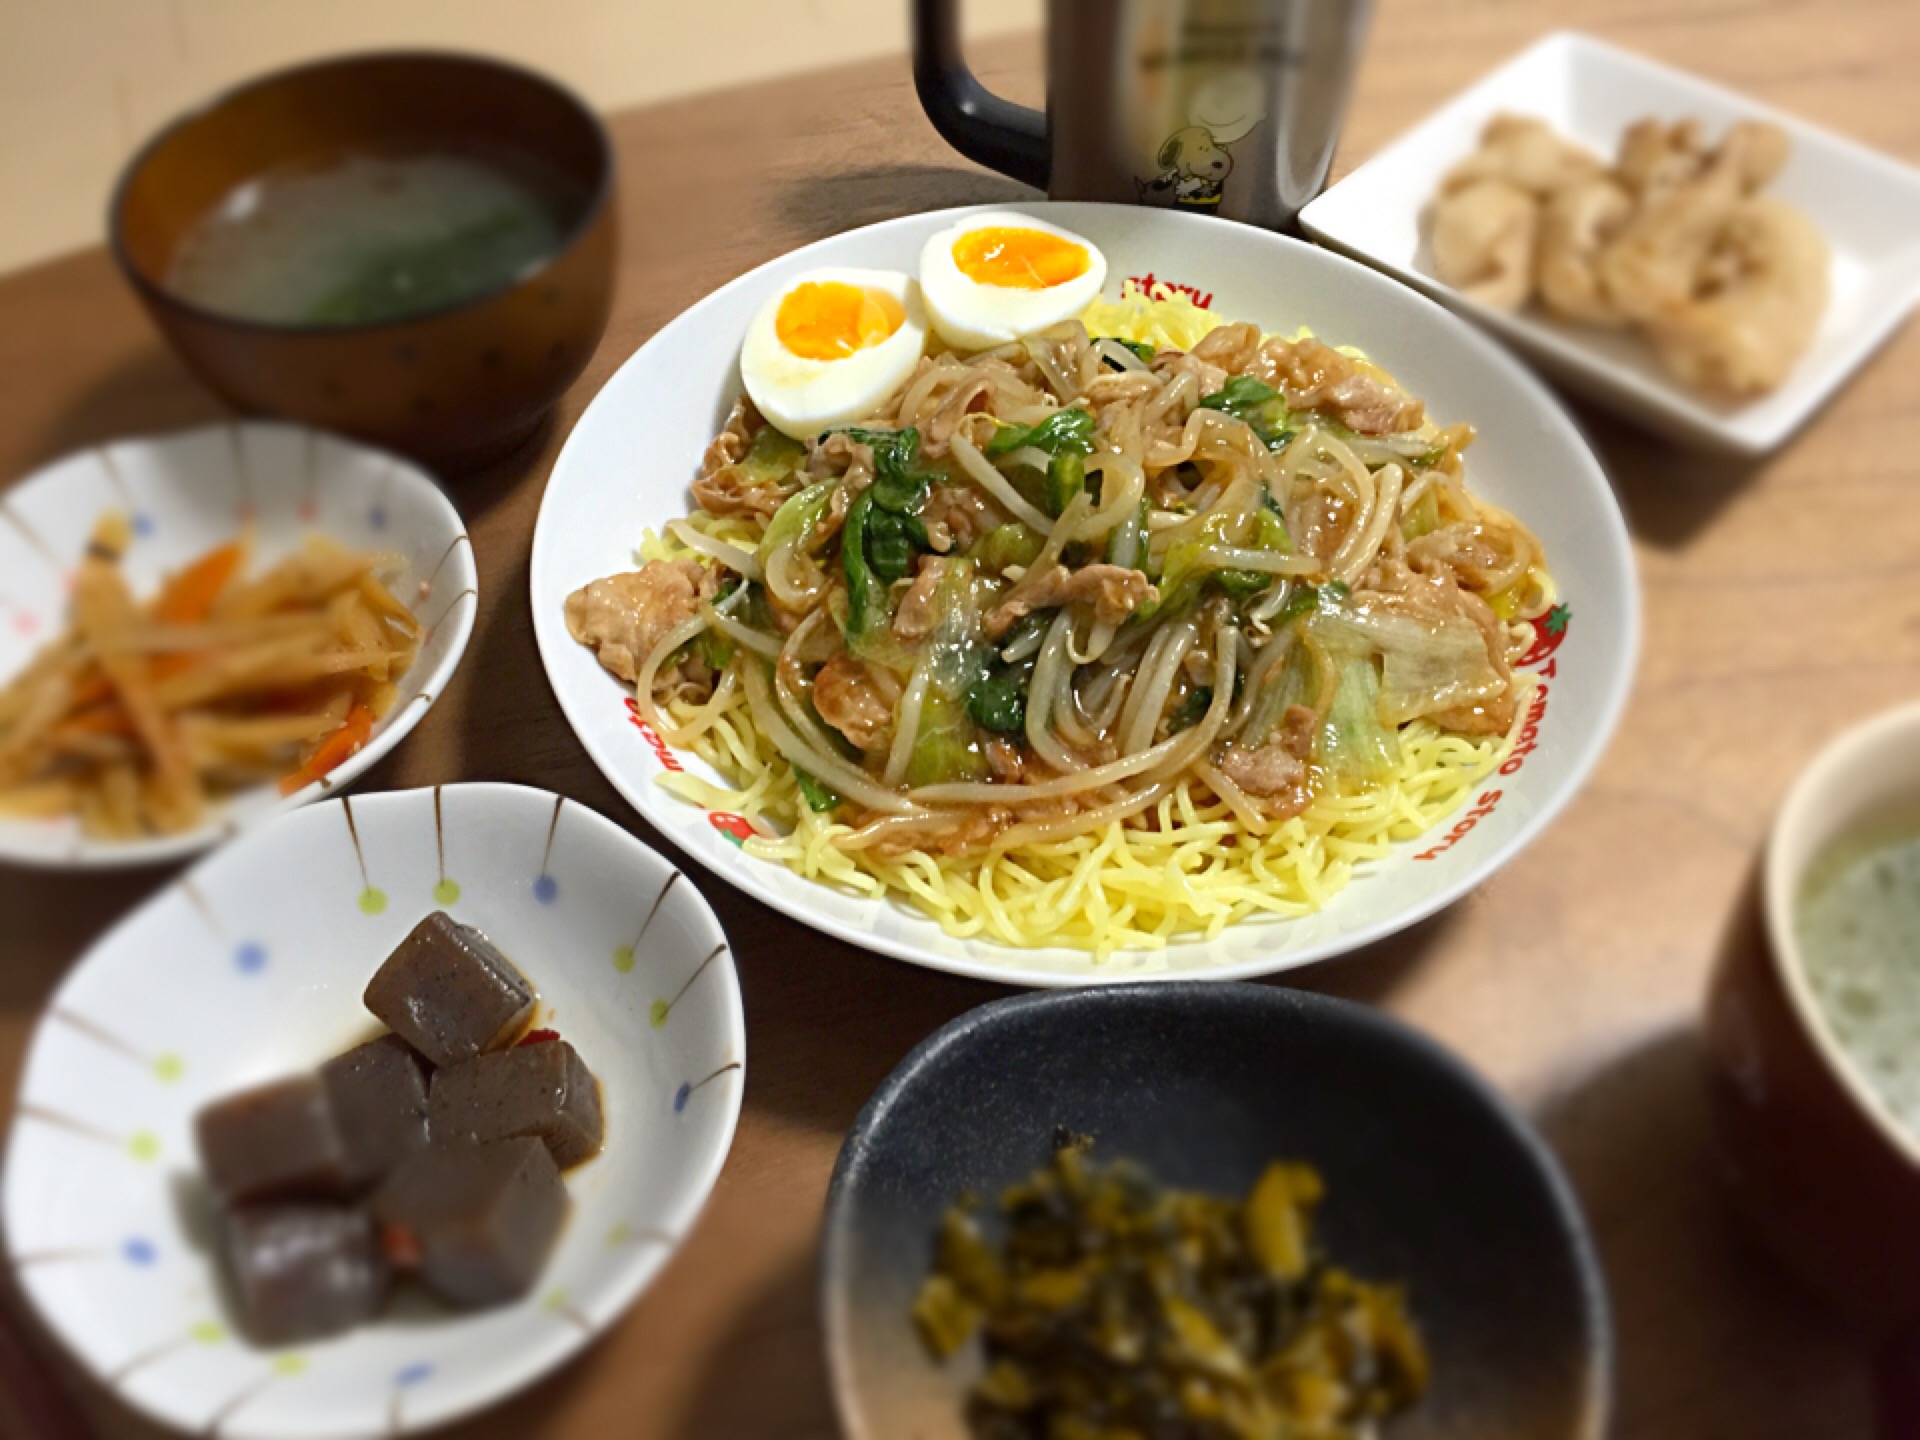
[1537,176,1635,326]
[1430,179,1540,312]
[564,560,713,685]
[1641,194,1829,395]
[1616,117,1785,206]
[1443,114,1605,197]
[1599,121,1790,324]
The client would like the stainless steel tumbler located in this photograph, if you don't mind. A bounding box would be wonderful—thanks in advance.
[913,0,1372,231]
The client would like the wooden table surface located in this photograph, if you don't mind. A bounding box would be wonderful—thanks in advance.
[4,3,1919,1436]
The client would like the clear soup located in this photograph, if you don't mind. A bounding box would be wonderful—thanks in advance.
[165,148,579,328]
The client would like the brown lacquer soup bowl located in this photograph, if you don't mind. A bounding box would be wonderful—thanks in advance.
[110,51,615,472]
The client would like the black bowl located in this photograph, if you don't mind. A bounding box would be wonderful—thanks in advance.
[822,983,1610,1440]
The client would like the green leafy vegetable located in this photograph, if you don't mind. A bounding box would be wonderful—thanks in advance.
[738,425,807,485]
[758,478,837,567]
[1167,686,1212,734]
[1150,503,1298,617]
[968,668,1029,734]
[972,522,1045,573]
[1319,654,1400,788]
[1043,451,1085,518]
[864,509,927,581]
[984,407,1096,460]
[837,427,937,637]
[793,767,841,812]
[907,689,988,785]
[1148,511,1234,619]
[695,630,734,670]
[1400,486,1441,540]
[911,1141,1431,1434]
[1198,375,1278,413]
[1213,570,1269,603]
[1198,375,1295,450]
[1253,505,1291,552]
[906,559,992,785]
[1276,579,1351,627]
[842,492,887,639]
[1212,506,1295,601]
[1115,338,1155,362]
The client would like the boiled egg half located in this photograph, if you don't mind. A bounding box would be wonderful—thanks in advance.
[740,268,928,439]
[919,212,1108,351]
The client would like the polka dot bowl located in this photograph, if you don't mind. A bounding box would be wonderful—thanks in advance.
[2,782,745,1438]
[0,420,478,869]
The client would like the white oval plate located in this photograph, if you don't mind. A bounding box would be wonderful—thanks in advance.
[531,202,1639,986]
[0,421,478,868]
[2,782,745,1439]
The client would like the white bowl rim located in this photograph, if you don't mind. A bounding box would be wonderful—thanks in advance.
[530,200,1641,988]
[1763,699,1920,1169]
[0,420,479,871]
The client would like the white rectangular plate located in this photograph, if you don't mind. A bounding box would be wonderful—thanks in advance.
[1299,30,1920,455]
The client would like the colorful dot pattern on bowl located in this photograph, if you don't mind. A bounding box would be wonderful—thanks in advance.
[0,423,480,871]
[6,786,742,1436]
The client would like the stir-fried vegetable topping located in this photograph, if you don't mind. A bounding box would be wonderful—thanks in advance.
[984,406,1097,460]
[568,312,1547,899]
[1198,375,1295,449]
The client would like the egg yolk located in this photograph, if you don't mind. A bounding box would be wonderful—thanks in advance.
[775,282,905,361]
[952,227,1090,290]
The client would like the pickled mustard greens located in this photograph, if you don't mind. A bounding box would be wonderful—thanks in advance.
[165,151,576,327]
[913,1138,1429,1439]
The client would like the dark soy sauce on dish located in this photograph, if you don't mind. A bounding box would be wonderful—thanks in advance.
[1796,823,1920,1136]
[165,149,578,327]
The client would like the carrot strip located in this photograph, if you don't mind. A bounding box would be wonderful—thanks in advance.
[59,705,137,738]
[154,541,246,624]
[279,701,373,794]
[67,671,113,710]
[148,652,206,683]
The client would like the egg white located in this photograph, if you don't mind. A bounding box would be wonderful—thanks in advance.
[918,212,1109,351]
[739,268,929,441]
